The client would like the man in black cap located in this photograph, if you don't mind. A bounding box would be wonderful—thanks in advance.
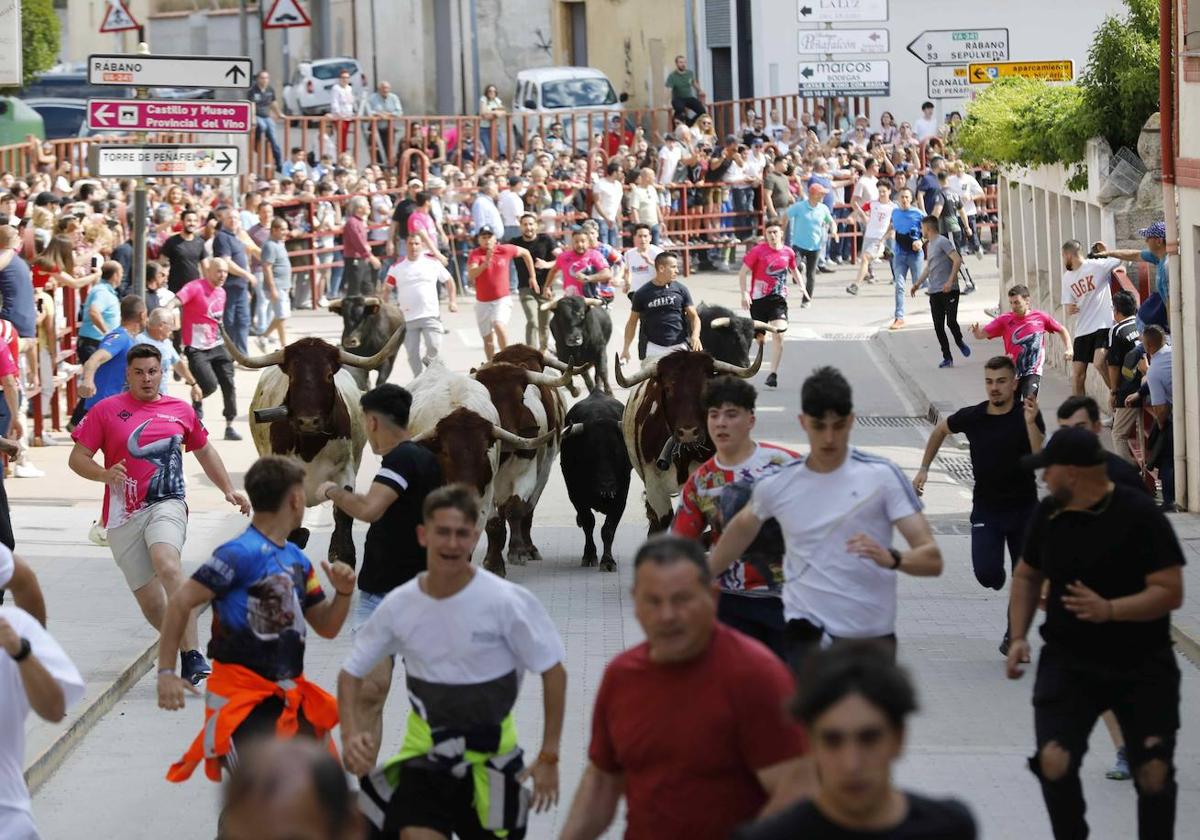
[1007,426,1185,840]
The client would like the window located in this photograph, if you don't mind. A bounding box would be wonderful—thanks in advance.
[541,78,617,109]
[311,61,359,81]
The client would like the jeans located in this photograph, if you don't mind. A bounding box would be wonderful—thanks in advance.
[252,273,272,335]
[892,247,923,319]
[595,217,619,248]
[222,285,251,356]
[69,336,102,427]
[731,187,755,239]
[255,116,282,170]
[794,246,818,300]
[518,289,550,349]
[832,206,853,261]
[929,290,964,360]
[718,593,785,661]
[649,223,662,245]
[969,501,1036,591]
[186,346,237,423]
[480,122,506,159]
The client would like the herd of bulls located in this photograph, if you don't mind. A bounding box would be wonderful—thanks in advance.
[223,298,775,575]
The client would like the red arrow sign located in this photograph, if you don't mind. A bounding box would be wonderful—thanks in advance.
[87,99,254,134]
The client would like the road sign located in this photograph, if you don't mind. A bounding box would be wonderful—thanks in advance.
[969,60,1074,84]
[927,65,971,100]
[906,29,1009,65]
[797,0,888,23]
[264,0,311,29]
[88,99,254,133]
[88,145,241,178]
[798,60,890,97]
[798,28,889,55]
[88,54,253,89]
[99,0,139,34]
[0,0,21,87]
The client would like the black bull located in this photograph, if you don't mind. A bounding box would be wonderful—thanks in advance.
[329,295,406,389]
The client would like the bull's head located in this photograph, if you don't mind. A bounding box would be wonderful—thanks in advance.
[703,312,780,368]
[327,296,382,351]
[412,408,556,495]
[542,295,603,349]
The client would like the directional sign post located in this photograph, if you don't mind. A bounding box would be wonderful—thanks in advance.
[88,145,241,178]
[969,60,1074,84]
[88,99,254,133]
[797,0,888,23]
[907,29,1009,65]
[798,28,889,55]
[87,54,253,89]
[798,60,890,98]
[927,66,971,100]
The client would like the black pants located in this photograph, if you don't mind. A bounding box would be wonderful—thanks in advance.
[343,256,374,297]
[969,501,1036,592]
[671,96,706,126]
[929,290,964,360]
[794,247,819,300]
[69,336,103,427]
[186,346,237,423]
[1019,374,1042,400]
[0,461,13,551]
[718,593,786,661]
[1031,644,1179,839]
[784,618,896,677]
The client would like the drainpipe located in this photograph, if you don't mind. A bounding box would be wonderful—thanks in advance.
[1161,0,1187,509]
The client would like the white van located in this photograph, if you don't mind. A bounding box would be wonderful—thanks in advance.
[511,66,628,150]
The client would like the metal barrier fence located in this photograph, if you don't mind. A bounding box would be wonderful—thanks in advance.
[29,284,81,445]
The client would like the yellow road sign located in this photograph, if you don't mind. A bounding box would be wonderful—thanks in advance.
[969,60,1074,84]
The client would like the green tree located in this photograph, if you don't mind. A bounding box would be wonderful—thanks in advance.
[1076,0,1160,153]
[20,0,61,86]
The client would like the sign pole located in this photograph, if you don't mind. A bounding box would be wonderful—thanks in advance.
[132,42,151,301]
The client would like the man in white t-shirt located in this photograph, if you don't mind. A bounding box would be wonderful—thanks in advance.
[386,233,457,379]
[339,484,566,838]
[709,366,942,673]
[657,134,684,185]
[914,101,939,142]
[591,162,626,248]
[623,224,664,295]
[0,597,85,838]
[0,545,46,626]
[1060,240,1123,396]
[848,182,894,295]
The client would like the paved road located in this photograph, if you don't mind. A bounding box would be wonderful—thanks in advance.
[26,264,1200,839]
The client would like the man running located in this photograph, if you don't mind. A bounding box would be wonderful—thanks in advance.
[710,366,942,673]
[385,233,456,378]
[848,181,894,296]
[170,258,242,441]
[545,226,612,300]
[159,455,356,783]
[318,384,443,769]
[341,485,567,840]
[785,183,833,307]
[913,356,1044,654]
[622,223,663,297]
[1060,240,1123,396]
[466,226,535,361]
[888,187,925,330]
[1009,427,1185,840]
[740,220,802,388]
[621,252,701,362]
[509,213,560,349]
[972,284,1072,399]
[69,344,250,685]
[672,377,796,659]
[911,214,969,368]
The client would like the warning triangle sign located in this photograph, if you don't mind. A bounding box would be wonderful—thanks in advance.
[264,0,312,29]
[99,0,139,34]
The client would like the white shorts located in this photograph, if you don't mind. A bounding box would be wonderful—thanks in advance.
[106,499,188,591]
[271,290,292,320]
[475,296,512,337]
[861,237,886,260]
[645,341,688,358]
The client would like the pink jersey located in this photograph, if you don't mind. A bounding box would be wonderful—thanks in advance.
[554,249,609,296]
[0,338,15,378]
[176,278,226,351]
[72,392,208,528]
[983,310,1064,378]
[742,243,797,300]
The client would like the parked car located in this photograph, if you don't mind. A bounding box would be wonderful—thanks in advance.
[282,58,368,115]
[510,66,628,150]
[25,98,87,140]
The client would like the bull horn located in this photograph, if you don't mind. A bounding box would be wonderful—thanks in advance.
[327,299,343,313]
[221,327,285,369]
[411,427,435,443]
[568,361,592,375]
[562,422,585,439]
[539,297,561,312]
[709,316,732,328]
[613,353,657,388]
[584,297,604,307]
[491,425,557,450]
[362,296,381,307]
[541,352,569,371]
[712,341,764,379]
[525,367,574,388]
[752,319,780,333]
[338,325,405,370]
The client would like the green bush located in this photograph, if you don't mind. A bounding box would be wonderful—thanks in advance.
[1077,0,1160,153]
[20,0,60,86]
[957,78,1089,167]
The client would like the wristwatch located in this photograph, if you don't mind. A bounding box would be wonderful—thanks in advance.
[888,548,903,570]
[11,637,31,662]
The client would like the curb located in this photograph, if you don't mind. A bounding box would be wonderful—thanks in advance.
[872,331,1200,665]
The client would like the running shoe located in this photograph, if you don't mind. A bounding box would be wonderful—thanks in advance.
[958,341,972,358]
[13,462,44,478]
[846,283,859,296]
[224,426,243,441]
[800,300,811,309]
[255,335,271,353]
[181,650,212,686]
[765,373,778,388]
[939,358,954,369]
[817,264,835,274]
[1106,748,1131,781]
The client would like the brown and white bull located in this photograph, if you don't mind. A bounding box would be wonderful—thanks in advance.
[472,354,571,575]
[224,329,404,568]
[616,345,762,533]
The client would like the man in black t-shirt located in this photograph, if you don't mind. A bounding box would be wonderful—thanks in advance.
[318,384,443,768]
[734,644,977,840]
[508,212,560,350]
[387,178,423,258]
[913,355,1044,654]
[621,252,700,363]
[1009,427,1184,840]
[1106,290,1141,464]
[160,210,206,294]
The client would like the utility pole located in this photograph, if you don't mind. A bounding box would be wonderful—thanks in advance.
[311,0,333,58]
[131,42,150,300]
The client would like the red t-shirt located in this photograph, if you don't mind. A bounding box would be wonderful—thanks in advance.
[467,243,518,302]
[982,309,1064,379]
[742,243,798,300]
[589,623,806,840]
[176,278,226,351]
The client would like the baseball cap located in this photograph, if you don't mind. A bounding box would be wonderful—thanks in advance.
[407,178,424,188]
[477,225,495,236]
[1020,427,1107,471]
[1138,220,1166,240]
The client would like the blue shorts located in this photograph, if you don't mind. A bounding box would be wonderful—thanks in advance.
[353,589,388,631]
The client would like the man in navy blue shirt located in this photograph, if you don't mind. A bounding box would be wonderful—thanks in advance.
[77,296,148,418]
[917,156,945,214]
[211,207,257,355]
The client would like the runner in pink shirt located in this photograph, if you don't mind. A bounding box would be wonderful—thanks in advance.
[972,283,1072,399]
[739,220,802,388]
[68,342,249,685]
[545,227,613,297]
[169,258,241,440]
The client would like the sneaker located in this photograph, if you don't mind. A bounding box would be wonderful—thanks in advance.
[224,426,243,441]
[13,462,44,478]
[765,372,778,388]
[318,296,330,308]
[817,264,835,274]
[800,300,811,309]
[87,520,108,547]
[889,319,905,330]
[181,650,212,686]
[958,341,972,358]
[939,358,954,369]
[1106,748,1131,781]
[255,335,271,353]
[846,283,859,296]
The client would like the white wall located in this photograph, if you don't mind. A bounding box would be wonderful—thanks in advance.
[748,0,1126,125]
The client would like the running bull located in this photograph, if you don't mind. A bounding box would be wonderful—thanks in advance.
[616,345,762,533]
[224,329,405,568]
[328,295,406,390]
[697,302,780,367]
[542,295,613,394]
[560,389,631,571]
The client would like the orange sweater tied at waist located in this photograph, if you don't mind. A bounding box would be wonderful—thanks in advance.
[167,660,340,783]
